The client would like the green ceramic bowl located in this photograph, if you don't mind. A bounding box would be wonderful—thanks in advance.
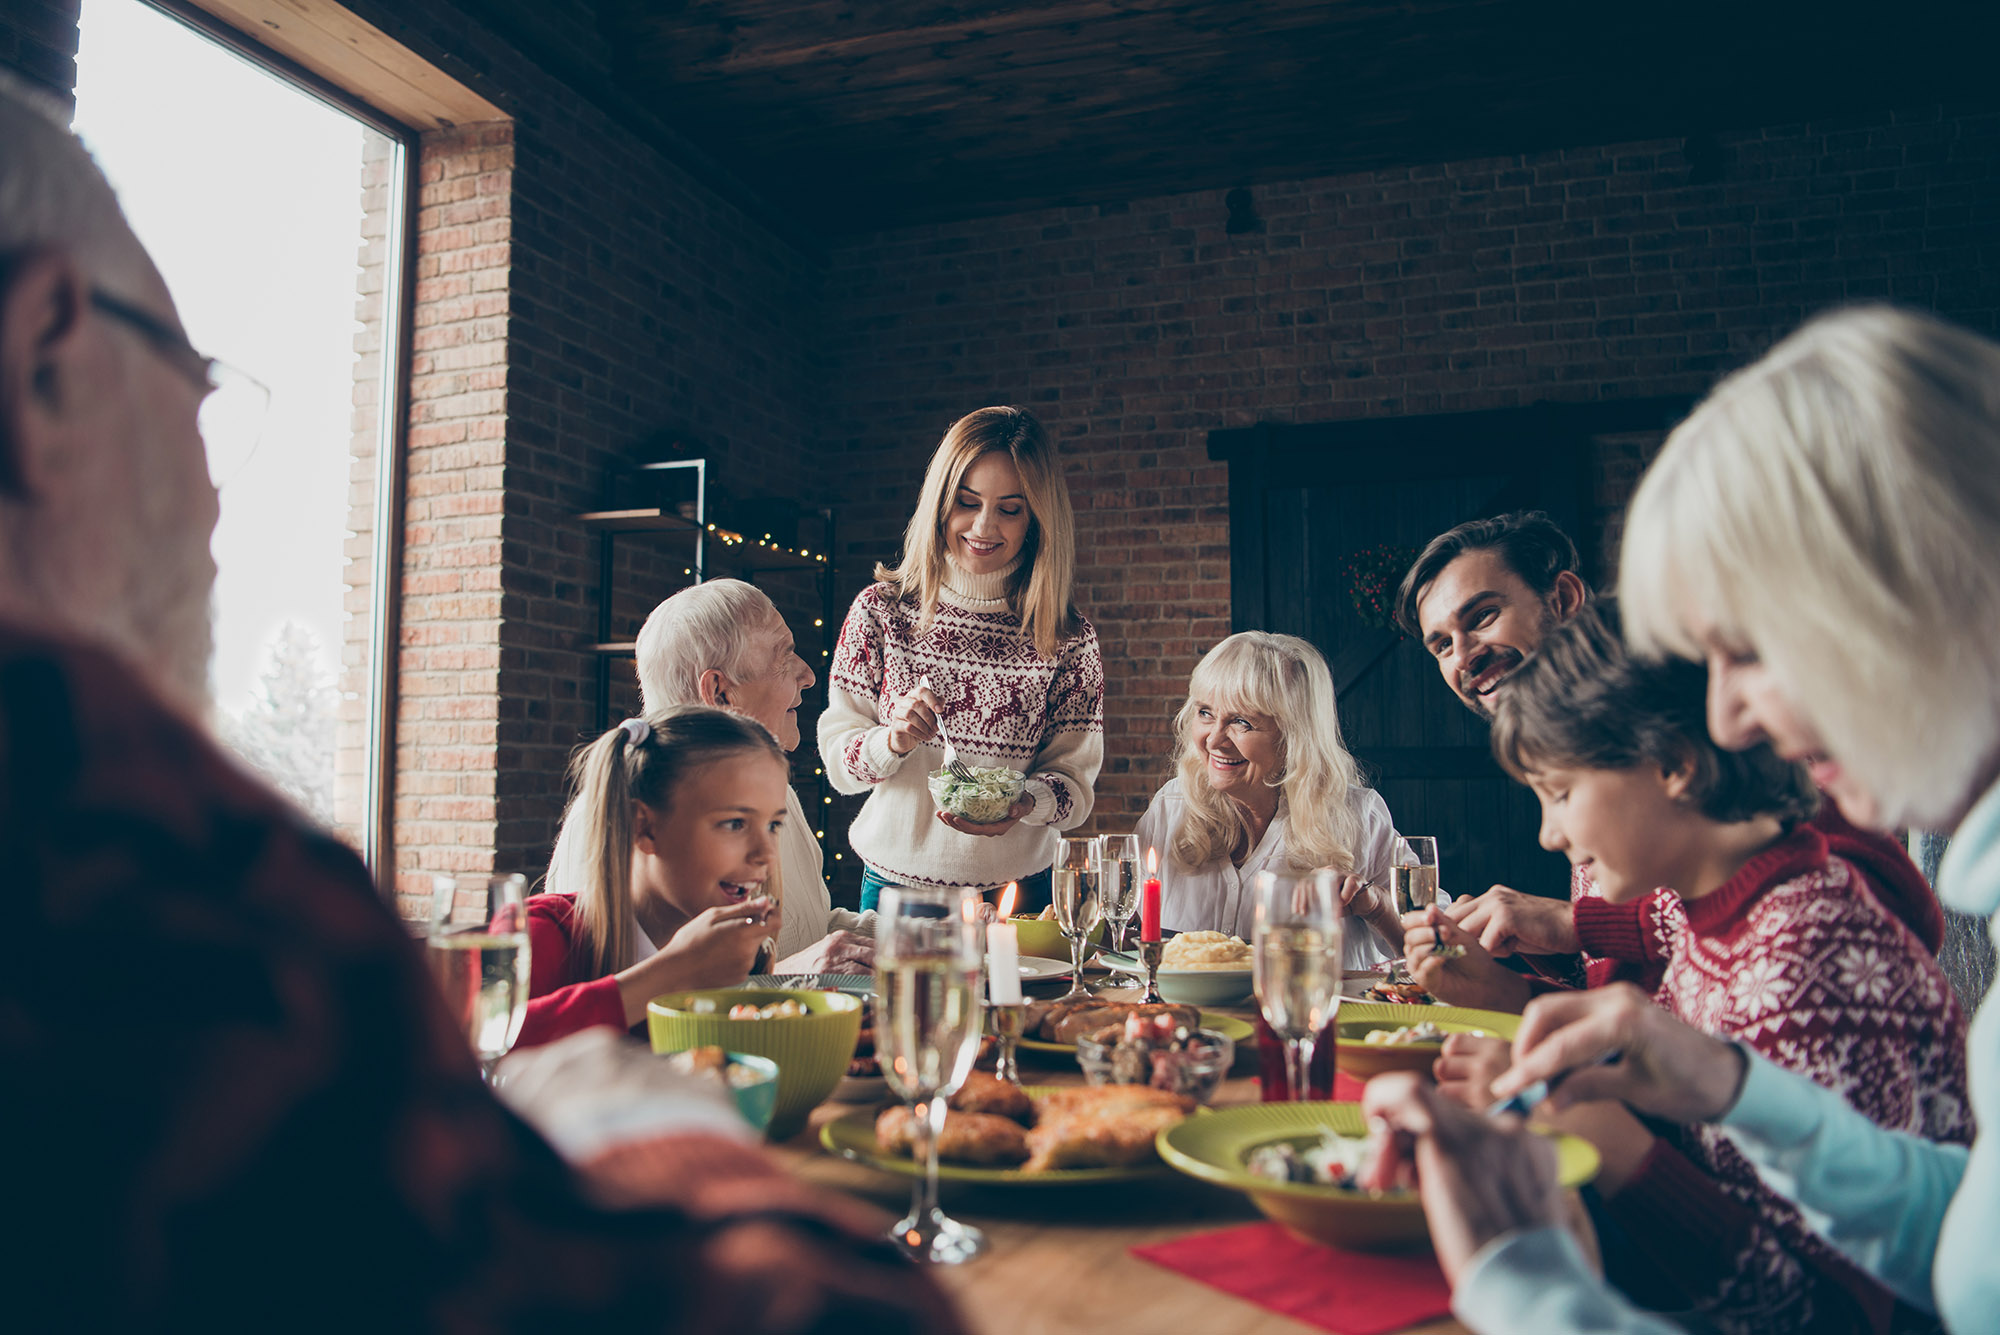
[1008,914,1104,962]
[647,988,863,1139]
[1330,1001,1518,1081]
[1158,1101,1599,1251]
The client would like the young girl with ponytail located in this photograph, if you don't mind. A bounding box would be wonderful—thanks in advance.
[515,706,793,1047]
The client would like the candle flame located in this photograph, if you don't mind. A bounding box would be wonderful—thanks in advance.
[997,880,1020,918]
[1146,846,1159,874]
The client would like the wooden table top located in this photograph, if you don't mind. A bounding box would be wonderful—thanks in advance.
[769,985,1466,1335]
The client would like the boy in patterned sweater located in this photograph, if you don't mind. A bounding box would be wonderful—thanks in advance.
[1436,604,1969,1335]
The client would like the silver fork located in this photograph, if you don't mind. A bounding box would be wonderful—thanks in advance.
[917,674,976,781]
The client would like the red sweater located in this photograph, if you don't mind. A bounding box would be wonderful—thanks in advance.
[1603,824,1971,1333]
[1540,804,1945,995]
[516,893,629,1048]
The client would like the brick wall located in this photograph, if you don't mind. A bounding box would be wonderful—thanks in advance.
[818,108,2000,861]
[328,1,829,913]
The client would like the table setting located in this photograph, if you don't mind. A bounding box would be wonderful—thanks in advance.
[626,840,1600,1335]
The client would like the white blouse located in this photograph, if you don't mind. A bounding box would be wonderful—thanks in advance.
[1132,777,1403,970]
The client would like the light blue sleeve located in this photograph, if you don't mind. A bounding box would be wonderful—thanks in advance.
[1718,1050,1967,1314]
[1453,1227,1683,1335]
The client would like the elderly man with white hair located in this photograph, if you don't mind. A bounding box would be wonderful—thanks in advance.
[543,578,874,974]
[635,578,874,970]
[0,73,956,1333]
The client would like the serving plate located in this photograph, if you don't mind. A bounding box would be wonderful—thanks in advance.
[820,1086,1177,1185]
[1017,1009,1256,1055]
[746,972,875,996]
[1015,954,1073,983]
[1157,1100,1598,1250]
[1099,951,1253,1006]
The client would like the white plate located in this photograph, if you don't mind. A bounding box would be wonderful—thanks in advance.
[1015,954,1073,982]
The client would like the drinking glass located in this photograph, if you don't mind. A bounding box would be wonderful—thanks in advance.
[1252,870,1343,1104]
[1094,833,1141,994]
[1388,836,1441,914]
[426,873,531,1082]
[1051,836,1104,1001]
[875,884,987,1265]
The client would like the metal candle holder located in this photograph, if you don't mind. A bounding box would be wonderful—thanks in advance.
[1137,938,1166,1005]
[987,1002,1026,1087]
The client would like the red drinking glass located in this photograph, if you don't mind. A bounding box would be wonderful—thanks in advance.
[1254,1012,1339,1101]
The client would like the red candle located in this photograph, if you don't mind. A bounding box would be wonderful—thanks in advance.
[1140,845,1162,942]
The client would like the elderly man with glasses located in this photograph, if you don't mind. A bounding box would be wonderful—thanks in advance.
[0,73,956,1333]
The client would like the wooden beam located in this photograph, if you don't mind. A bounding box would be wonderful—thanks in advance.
[193,0,505,130]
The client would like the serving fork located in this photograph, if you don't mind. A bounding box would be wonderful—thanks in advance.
[916,674,976,781]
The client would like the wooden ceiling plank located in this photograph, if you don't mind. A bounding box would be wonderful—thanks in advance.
[197,0,506,128]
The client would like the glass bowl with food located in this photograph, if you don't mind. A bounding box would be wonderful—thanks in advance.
[929,765,1027,825]
[1075,1012,1235,1105]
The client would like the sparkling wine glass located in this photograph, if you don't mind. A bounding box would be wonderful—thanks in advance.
[1252,870,1343,1103]
[426,873,530,1082]
[1388,836,1441,915]
[1095,833,1141,993]
[875,883,987,1265]
[1051,836,1104,1001]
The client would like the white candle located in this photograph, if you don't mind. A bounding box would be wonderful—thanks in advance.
[987,920,1023,1004]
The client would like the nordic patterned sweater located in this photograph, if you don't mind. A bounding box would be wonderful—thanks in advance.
[1602,823,1971,1334]
[818,558,1104,891]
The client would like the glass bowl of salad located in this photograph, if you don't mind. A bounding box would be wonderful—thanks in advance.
[929,765,1026,824]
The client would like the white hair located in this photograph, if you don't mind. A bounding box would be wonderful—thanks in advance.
[635,578,783,711]
[1620,305,2000,829]
[0,71,155,299]
[1169,631,1368,874]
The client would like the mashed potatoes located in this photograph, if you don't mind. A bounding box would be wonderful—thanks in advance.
[1161,930,1252,970]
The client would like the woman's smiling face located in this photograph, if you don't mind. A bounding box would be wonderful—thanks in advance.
[944,450,1033,575]
[1188,698,1284,800]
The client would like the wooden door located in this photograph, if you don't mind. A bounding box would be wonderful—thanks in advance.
[1209,400,1690,901]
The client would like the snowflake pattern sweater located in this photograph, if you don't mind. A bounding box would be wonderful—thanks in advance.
[819,559,1104,890]
[1602,823,1971,1334]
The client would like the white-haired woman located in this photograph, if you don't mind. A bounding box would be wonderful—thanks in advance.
[1363,306,2000,1334]
[820,406,1103,912]
[1135,631,1406,962]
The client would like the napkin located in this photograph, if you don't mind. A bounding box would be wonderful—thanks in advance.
[1132,1222,1453,1335]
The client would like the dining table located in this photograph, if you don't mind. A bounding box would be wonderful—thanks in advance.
[768,975,1469,1335]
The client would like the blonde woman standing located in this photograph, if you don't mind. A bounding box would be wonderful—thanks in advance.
[820,406,1104,911]
[1135,631,1408,962]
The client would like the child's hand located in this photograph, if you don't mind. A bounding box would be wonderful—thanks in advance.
[884,683,945,755]
[1404,908,1531,1013]
[1452,885,1581,958]
[660,896,781,987]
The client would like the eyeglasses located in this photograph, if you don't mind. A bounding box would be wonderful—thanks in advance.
[90,288,270,489]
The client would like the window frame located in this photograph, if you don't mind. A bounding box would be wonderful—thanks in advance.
[135,0,419,882]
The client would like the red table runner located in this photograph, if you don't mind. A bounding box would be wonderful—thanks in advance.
[1132,1221,1453,1335]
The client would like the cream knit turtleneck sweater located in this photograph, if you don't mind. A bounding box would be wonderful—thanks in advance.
[818,558,1104,890]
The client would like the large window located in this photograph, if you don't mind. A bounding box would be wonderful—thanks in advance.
[72,0,409,871]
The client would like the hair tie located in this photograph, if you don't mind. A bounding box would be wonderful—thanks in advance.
[619,717,651,748]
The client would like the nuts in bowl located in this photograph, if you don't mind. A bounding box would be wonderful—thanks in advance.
[928,765,1026,824]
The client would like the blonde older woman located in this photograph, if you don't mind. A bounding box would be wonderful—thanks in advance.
[1366,306,2000,1334]
[1134,631,1407,962]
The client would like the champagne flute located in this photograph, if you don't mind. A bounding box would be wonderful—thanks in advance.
[1252,870,1343,1103]
[1051,836,1103,1001]
[1388,836,1441,914]
[1095,833,1141,992]
[875,883,987,1265]
[426,873,530,1082]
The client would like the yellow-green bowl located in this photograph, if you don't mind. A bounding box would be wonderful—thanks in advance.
[1330,1001,1518,1081]
[1008,914,1104,961]
[1158,1101,1599,1251]
[647,988,863,1139]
